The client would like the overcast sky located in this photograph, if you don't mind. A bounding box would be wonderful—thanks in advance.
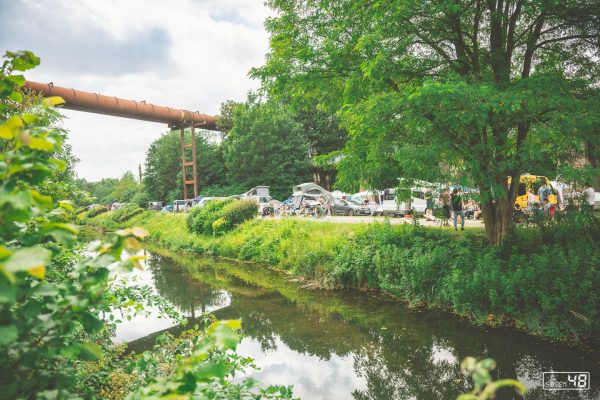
[0,0,271,181]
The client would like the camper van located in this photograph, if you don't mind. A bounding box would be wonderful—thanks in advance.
[239,186,273,213]
[351,187,429,216]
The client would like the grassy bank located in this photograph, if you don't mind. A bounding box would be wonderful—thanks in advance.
[84,209,600,342]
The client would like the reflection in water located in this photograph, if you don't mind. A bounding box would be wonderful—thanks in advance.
[124,251,600,400]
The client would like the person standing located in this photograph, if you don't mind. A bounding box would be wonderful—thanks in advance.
[440,188,451,225]
[527,189,535,212]
[425,190,434,220]
[538,182,551,203]
[451,188,465,230]
[582,182,595,213]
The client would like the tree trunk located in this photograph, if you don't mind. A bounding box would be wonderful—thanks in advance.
[479,179,517,245]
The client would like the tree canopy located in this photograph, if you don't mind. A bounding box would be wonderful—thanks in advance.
[254,0,600,243]
[223,96,313,200]
[143,129,228,202]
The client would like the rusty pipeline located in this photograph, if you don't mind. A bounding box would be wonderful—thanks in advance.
[24,81,218,130]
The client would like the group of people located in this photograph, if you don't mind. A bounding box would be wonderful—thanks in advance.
[526,181,596,217]
[435,188,473,230]
[272,197,329,218]
[526,182,556,217]
[263,181,596,225]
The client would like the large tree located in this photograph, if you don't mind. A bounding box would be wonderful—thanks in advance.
[223,96,312,199]
[254,0,600,244]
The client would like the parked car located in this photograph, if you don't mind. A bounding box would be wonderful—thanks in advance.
[148,201,164,211]
[331,198,370,216]
[235,186,273,213]
[173,199,193,212]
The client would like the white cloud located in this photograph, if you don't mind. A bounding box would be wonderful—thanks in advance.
[236,337,368,400]
[2,0,271,180]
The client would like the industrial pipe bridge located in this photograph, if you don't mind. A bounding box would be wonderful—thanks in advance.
[25,81,218,199]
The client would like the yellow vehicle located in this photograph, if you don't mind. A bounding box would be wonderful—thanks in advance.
[510,174,558,210]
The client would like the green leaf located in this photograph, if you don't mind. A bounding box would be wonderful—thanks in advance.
[0,280,16,304]
[1,247,51,279]
[78,342,102,361]
[0,325,18,346]
[27,136,55,151]
[10,50,40,71]
[223,319,242,330]
[0,116,23,139]
[6,75,26,86]
[10,91,23,102]
[42,96,65,107]
[196,361,228,381]
[210,324,240,350]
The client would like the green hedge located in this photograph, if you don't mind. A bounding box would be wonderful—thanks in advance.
[331,219,599,339]
[186,199,257,236]
[186,199,234,235]
[118,207,144,222]
[111,203,138,220]
[220,200,258,231]
[87,205,108,218]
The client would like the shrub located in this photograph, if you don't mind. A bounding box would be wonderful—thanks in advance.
[119,208,144,222]
[187,199,234,235]
[220,200,258,231]
[74,206,88,215]
[88,205,109,218]
[212,217,228,235]
[111,203,138,221]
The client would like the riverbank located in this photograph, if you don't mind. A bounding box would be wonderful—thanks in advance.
[84,209,600,342]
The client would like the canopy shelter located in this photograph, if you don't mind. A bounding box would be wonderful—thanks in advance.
[291,183,332,208]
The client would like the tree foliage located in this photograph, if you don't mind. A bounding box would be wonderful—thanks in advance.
[143,129,227,202]
[0,50,296,400]
[254,0,600,243]
[223,96,312,199]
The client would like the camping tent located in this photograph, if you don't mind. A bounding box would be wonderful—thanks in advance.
[291,183,332,208]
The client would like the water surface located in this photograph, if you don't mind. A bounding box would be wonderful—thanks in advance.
[118,250,600,400]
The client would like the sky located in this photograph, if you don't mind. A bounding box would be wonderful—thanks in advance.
[0,0,272,181]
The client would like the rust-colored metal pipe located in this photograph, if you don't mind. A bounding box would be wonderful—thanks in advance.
[24,81,218,130]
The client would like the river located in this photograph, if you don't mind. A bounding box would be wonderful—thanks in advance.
[114,249,599,400]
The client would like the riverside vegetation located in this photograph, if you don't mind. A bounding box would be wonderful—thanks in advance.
[0,48,527,400]
[0,51,296,400]
[85,202,600,343]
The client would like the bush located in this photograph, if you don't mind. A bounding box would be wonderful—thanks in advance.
[220,200,258,231]
[88,205,109,218]
[119,208,144,222]
[74,206,88,215]
[131,191,151,208]
[187,199,257,236]
[328,216,600,339]
[111,203,138,221]
[186,199,234,235]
